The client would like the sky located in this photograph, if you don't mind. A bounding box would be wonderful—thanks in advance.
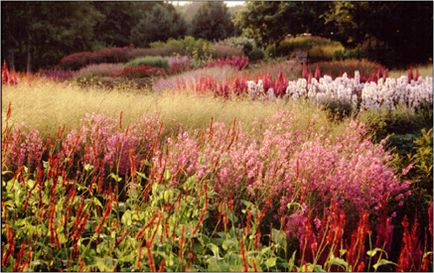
[171,1,245,7]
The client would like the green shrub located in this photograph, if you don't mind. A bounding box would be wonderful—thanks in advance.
[73,63,125,80]
[273,35,345,60]
[358,105,433,143]
[265,43,277,58]
[247,47,265,62]
[320,99,354,121]
[150,36,212,60]
[209,44,243,59]
[408,128,433,196]
[307,43,345,62]
[126,56,169,69]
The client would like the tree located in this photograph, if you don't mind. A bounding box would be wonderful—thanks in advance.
[1,2,103,71]
[325,2,433,66]
[129,3,187,47]
[191,2,234,41]
[93,2,156,47]
[235,1,331,46]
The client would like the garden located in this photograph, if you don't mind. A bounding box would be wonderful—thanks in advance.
[1,1,433,272]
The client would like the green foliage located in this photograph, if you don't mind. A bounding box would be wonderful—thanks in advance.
[320,99,355,122]
[235,1,332,46]
[324,2,433,67]
[191,2,234,41]
[407,128,433,197]
[272,35,345,62]
[359,106,433,143]
[150,36,212,61]
[247,47,265,62]
[128,3,187,47]
[126,56,169,70]
[1,2,103,71]
[93,2,156,47]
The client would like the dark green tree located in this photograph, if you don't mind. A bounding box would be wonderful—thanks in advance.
[129,3,187,47]
[235,1,331,46]
[325,1,433,66]
[1,1,103,71]
[93,2,156,47]
[191,2,234,41]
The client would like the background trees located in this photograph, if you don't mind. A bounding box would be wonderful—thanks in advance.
[130,3,187,47]
[1,1,432,71]
[191,2,235,41]
[235,1,433,67]
[1,2,102,71]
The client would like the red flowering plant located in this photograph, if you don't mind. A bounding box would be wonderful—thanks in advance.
[112,65,165,79]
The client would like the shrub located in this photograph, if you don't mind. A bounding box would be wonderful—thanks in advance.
[59,47,182,71]
[167,56,191,74]
[359,106,433,143]
[126,56,169,70]
[150,36,212,60]
[320,98,354,121]
[407,128,433,196]
[218,36,256,49]
[125,46,182,60]
[273,35,345,60]
[39,69,73,81]
[112,65,165,79]
[246,47,265,62]
[73,63,125,80]
[209,44,244,59]
[307,43,345,62]
[59,47,131,70]
[205,55,249,70]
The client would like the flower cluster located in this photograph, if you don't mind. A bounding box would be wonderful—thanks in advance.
[2,61,18,85]
[167,56,192,74]
[2,109,427,272]
[247,71,433,110]
[112,65,165,79]
[39,69,73,81]
[205,55,249,70]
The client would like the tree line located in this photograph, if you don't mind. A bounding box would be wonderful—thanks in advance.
[1,1,236,71]
[2,1,432,71]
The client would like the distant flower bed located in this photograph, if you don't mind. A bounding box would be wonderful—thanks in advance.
[205,55,249,70]
[112,65,165,79]
[59,47,183,71]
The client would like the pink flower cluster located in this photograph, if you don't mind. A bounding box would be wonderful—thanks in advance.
[167,56,191,74]
[205,56,249,70]
[150,112,409,224]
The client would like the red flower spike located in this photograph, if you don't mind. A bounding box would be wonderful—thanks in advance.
[314,64,321,80]
[408,66,413,83]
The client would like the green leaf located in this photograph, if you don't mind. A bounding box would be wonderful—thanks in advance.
[163,169,171,180]
[94,257,116,272]
[207,243,220,258]
[288,251,297,272]
[265,257,277,268]
[373,259,397,271]
[327,256,348,270]
[136,171,147,179]
[93,197,103,209]
[84,164,94,172]
[367,247,385,257]
[222,238,238,251]
[271,228,287,250]
[109,173,122,182]
[121,210,132,226]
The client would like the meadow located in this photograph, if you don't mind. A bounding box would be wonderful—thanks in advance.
[1,31,433,272]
